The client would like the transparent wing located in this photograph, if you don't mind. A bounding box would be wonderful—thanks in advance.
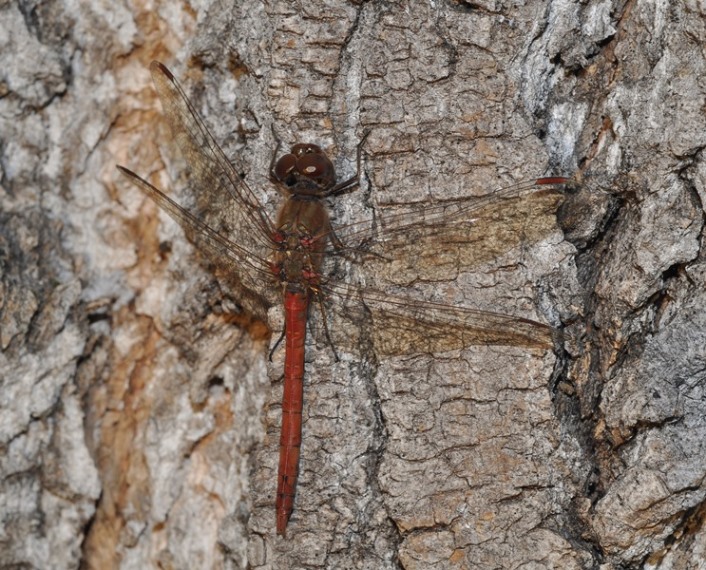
[149,61,274,244]
[323,179,566,291]
[117,61,280,320]
[117,166,276,321]
[328,178,566,269]
[317,281,557,356]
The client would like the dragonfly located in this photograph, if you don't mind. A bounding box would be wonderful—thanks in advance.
[117,61,569,537]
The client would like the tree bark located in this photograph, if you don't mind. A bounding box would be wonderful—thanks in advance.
[1,0,704,569]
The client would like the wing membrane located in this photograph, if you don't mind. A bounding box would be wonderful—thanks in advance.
[318,280,556,357]
[148,62,276,251]
[327,184,565,286]
[117,166,276,320]
[118,62,283,319]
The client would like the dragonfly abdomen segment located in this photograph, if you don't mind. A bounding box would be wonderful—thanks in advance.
[277,289,309,536]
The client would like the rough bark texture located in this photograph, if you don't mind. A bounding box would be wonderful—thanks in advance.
[1,1,705,569]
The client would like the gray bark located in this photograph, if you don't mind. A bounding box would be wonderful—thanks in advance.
[1,0,704,569]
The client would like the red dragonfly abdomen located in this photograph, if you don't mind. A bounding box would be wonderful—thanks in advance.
[276,289,309,535]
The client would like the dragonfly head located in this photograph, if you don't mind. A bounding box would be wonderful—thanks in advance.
[273,143,337,195]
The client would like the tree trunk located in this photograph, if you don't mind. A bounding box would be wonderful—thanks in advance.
[1,1,704,568]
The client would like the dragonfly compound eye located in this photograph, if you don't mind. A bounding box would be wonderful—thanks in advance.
[274,154,297,182]
[297,153,333,180]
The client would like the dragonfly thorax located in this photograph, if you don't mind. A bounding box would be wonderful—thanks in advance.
[270,196,331,291]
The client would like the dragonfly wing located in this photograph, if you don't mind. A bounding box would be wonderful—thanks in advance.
[368,296,554,354]
[118,62,282,321]
[331,181,566,284]
[319,282,557,358]
[148,62,277,261]
[356,178,567,240]
[117,166,276,321]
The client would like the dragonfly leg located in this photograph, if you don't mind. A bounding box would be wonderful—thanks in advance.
[327,228,344,250]
[313,289,340,362]
[355,129,371,174]
[269,327,285,361]
[321,216,344,250]
[322,130,370,197]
